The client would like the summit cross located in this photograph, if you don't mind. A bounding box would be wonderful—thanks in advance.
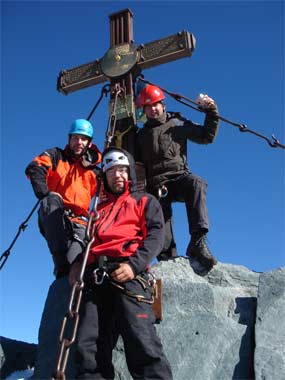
[57,8,196,151]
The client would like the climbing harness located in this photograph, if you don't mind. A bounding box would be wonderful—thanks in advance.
[109,272,158,305]
[64,209,89,223]
[92,263,158,304]
[0,199,40,271]
[138,77,285,150]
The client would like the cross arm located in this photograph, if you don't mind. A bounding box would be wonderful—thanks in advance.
[57,30,196,95]
[57,60,107,95]
[137,30,195,71]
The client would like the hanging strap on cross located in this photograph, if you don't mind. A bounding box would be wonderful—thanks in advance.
[138,77,285,150]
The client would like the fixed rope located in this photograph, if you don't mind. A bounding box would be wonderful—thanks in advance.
[0,200,40,271]
[138,77,285,150]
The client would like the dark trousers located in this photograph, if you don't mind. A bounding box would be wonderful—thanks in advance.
[76,276,173,380]
[150,173,209,255]
[38,193,86,275]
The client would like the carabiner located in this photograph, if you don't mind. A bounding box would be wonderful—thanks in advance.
[147,271,157,287]
[158,185,168,199]
[93,267,107,285]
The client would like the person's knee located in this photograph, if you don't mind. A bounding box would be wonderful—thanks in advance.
[187,173,207,188]
[46,192,64,208]
[39,193,64,219]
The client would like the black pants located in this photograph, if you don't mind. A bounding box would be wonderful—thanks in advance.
[38,193,86,275]
[76,274,173,380]
[149,172,209,255]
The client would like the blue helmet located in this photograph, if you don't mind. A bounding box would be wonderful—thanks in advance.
[69,119,93,139]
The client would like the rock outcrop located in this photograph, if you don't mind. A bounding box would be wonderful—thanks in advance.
[1,258,284,380]
[0,337,36,379]
[254,268,285,379]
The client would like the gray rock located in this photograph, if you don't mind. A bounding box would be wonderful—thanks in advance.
[254,267,285,380]
[3,259,285,380]
[151,258,259,380]
[31,277,76,380]
[0,336,37,379]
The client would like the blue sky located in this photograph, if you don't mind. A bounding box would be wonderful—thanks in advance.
[1,1,284,344]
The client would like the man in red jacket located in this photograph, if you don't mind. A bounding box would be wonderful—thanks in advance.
[69,147,173,380]
[25,119,101,278]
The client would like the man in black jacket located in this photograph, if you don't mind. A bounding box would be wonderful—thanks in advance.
[135,85,219,269]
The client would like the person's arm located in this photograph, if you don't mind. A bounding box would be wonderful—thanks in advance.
[127,194,165,275]
[199,94,219,143]
[25,148,58,199]
[178,94,219,144]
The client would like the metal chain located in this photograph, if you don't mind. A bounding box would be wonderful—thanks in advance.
[105,83,124,147]
[138,77,285,150]
[53,191,100,380]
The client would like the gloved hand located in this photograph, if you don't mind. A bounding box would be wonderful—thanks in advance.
[196,93,216,110]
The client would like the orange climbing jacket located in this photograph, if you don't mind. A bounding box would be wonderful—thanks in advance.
[25,144,102,222]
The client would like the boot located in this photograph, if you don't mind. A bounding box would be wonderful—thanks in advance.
[157,246,178,261]
[187,230,217,269]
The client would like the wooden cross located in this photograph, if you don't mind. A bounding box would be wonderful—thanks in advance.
[57,8,196,154]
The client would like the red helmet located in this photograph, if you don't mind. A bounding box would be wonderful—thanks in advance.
[137,85,165,107]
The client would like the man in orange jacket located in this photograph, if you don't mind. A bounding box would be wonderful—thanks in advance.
[26,119,101,278]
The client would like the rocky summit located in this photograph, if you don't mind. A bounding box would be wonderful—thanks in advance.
[1,258,284,380]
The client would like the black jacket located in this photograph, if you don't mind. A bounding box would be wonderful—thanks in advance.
[136,109,219,188]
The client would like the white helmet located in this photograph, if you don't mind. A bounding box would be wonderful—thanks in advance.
[102,150,130,172]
